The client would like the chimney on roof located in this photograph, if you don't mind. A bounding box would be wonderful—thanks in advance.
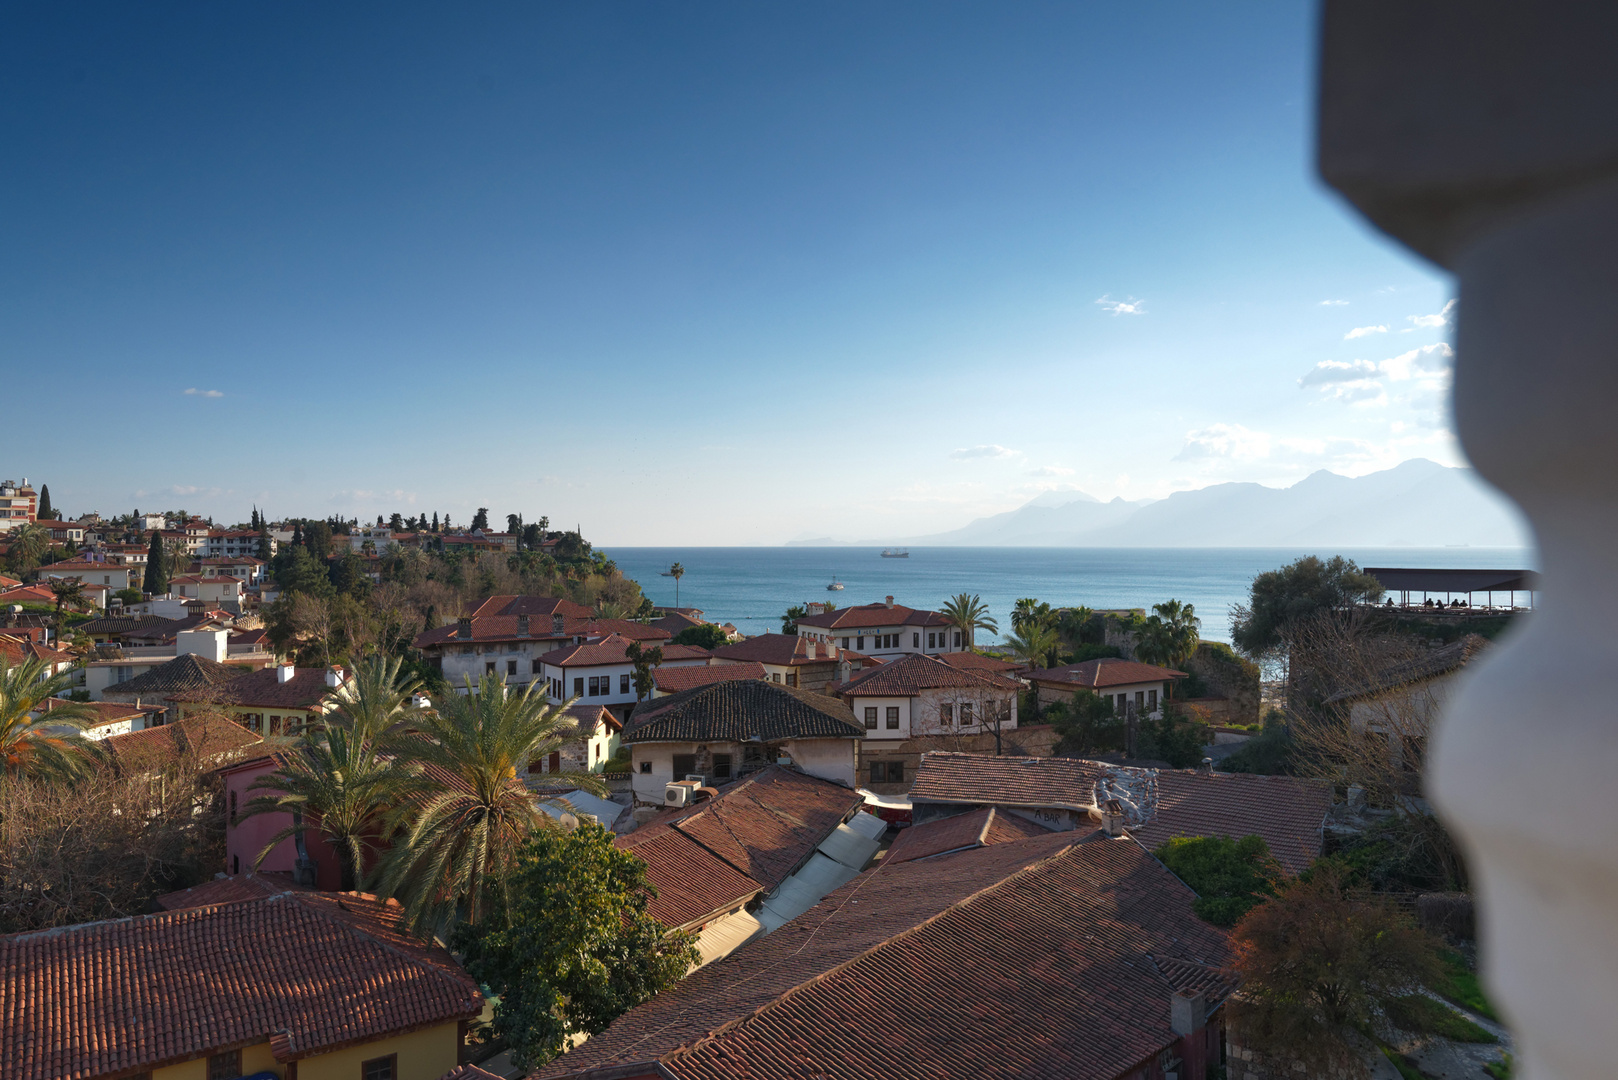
[885,595,895,607]
[1100,798,1127,837]
[1170,991,1206,1037]
[1201,757,1214,775]
[277,663,296,684]
[517,613,530,637]
[457,616,472,640]
[325,665,345,688]
[552,613,565,635]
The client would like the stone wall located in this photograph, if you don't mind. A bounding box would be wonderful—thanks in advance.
[859,725,1063,795]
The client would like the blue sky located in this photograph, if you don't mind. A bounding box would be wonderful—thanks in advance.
[2,3,1465,543]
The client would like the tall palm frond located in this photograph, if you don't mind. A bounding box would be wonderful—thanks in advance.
[374,674,607,935]
[1007,622,1062,670]
[940,593,999,649]
[323,653,423,739]
[0,655,97,780]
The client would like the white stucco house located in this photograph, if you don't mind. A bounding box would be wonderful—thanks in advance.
[792,597,962,662]
[1025,657,1186,720]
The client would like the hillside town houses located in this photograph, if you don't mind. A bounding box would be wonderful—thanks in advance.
[0,487,1492,1080]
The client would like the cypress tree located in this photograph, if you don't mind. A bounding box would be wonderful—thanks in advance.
[37,484,53,521]
[292,520,305,548]
[432,511,439,532]
[145,530,169,595]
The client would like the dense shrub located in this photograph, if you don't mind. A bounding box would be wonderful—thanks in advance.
[1154,834,1282,926]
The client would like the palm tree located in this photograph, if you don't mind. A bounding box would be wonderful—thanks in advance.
[323,654,423,739]
[668,562,685,607]
[0,654,97,780]
[1010,598,1054,635]
[1134,600,1202,697]
[240,721,423,891]
[375,675,606,934]
[594,600,628,620]
[1007,622,1062,670]
[940,593,998,649]
[47,577,86,636]
[5,522,49,574]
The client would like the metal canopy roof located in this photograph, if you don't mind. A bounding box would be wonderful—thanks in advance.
[1365,567,1540,593]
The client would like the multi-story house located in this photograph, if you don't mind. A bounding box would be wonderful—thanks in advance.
[189,555,264,587]
[1025,658,1186,720]
[540,634,712,723]
[40,560,135,593]
[170,574,246,610]
[710,632,878,691]
[839,653,1023,789]
[793,596,962,661]
[204,528,270,558]
[0,479,37,533]
[411,596,657,692]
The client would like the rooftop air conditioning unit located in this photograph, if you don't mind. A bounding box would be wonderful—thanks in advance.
[683,773,708,786]
[665,780,701,807]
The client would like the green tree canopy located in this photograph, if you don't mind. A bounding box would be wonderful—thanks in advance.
[471,507,490,532]
[1007,621,1062,669]
[1154,834,1282,926]
[455,821,698,1069]
[940,593,998,648]
[1046,688,1123,758]
[624,641,663,702]
[36,484,53,522]
[1,655,96,780]
[1231,556,1384,658]
[671,624,729,650]
[780,604,807,635]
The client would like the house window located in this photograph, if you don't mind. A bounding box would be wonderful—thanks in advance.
[269,715,282,734]
[772,672,781,683]
[1136,691,1146,710]
[588,677,601,696]
[885,707,900,730]
[574,677,584,696]
[620,673,630,694]
[673,753,696,778]
[857,636,865,650]
[961,703,974,725]
[208,1050,241,1080]
[533,659,543,674]
[842,637,850,648]
[913,633,919,647]
[640,760,652,774]
[940,703,953,726]
[550,751,561,772]
[485,661,496,676]
[1148,689,1158,711]
[953,632,961,647]
[928,633,936,648]
[507,660,517,677]
[229,790,237,824]
[232,855,239,874]
[869,761,905,784]
[714,754,733,779]
[361,1055,397,1080]
[864,707,878,730]
[785,672,797,687]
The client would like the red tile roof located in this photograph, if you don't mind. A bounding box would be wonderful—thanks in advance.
[154,872,310,911]
[623,767,863,893]
[840,652,1022,697]
[794,601,952,631]
[103,715,264,772]
[0,585,55,605]
[536,831,1231,1080]
[1129,769,1333,876]
[615,828,765,930]
[937,650,1024,675]
[910,751,1109,810]
[883,806,1051,864]
[625,680,863,744]
[1029,657,1187,689]
[0,892,482,1079]
[711,633,845,666]
[168,666,334,710]
[471,595,596,619]
[0,635,72,667]
[37,697,160,730]
[539,634,709,668]
[653,662,767,693]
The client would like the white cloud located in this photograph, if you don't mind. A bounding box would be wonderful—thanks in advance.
[183,388,224,398]
[1026,465,1074,477]
[1379,342,1453,382]
[1319,299,1349,306]
[951,444,1018,460]
[1095,294,1146,316]
[1174,423,1272,462]
[1344,325,1387,339]
[1407,298,1458,329]
[1299,359,1379,387]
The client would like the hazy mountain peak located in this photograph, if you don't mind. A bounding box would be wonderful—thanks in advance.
[1023,488,1100,509]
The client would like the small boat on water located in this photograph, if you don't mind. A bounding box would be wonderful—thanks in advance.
[880,548,909,558]
[827,576,844,591]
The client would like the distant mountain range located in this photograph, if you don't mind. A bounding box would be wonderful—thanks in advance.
[789,460,1533,548]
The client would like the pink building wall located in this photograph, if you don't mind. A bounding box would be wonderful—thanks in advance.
[223,758,345,888]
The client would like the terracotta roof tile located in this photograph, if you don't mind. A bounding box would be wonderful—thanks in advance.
[103,715,264,772]
[624,681,863,744]
[536,832,1230,1080]
[653,662,767,694]
[154,872,310,910]
[910,751,1109,810]
[471,595,596,619]
[614,829,765,930]
[937,650,1024,675]
[840,652,1022,697]
[1129,769,1333,876]
[539,634,706,668]
[168,666,333,710]
[0,892,482,1080]
[1324,634,1491,703]
[794,602,952,631]
[883,806,1051,864]
[1029,657,1187,689]
[710,633,844,666]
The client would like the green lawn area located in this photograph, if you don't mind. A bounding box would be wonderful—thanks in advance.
[1432,949,1500,1022]
[1385,994,1497,1044]
[1483,1054,1514,1079]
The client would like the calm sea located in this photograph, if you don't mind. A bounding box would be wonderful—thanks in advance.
[602,546,1536,644]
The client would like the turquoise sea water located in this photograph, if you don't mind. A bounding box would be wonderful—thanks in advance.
[602,546,1537,644]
